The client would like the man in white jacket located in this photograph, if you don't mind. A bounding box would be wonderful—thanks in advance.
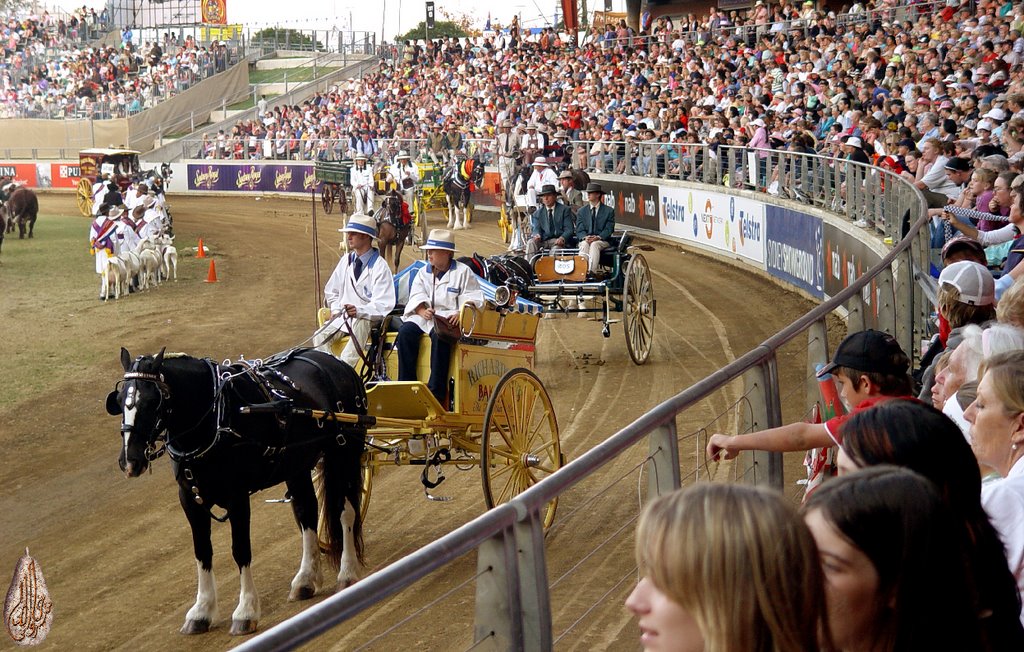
[315,213,396,368]
[396,229,484,406]
[525,156,557,212]
[350,152,375,216]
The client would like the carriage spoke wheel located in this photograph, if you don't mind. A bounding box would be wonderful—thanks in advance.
[499,205,511,243]
[623,253,655,365]
[321,185,335,214]
[76,178,93,216]
[359,449,375,521]
[481,368,561,529]
[338,189,349,217]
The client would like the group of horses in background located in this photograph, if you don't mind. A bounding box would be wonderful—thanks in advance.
[0,180,39,257]
[369,151,485,272]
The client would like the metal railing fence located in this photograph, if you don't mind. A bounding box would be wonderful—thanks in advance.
[233,150,932,650]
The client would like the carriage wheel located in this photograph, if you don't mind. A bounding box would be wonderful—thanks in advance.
[499,205,511,244]
[481,368,561,529]
[321,185,335,214]
[359,449,375,520]
[413,196,427,246]
[338,189,349,217]
[623,253,655,365]
[76,178,93,216]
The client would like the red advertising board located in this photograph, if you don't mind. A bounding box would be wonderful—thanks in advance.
[50,162,82,189]
[0,163,37,187]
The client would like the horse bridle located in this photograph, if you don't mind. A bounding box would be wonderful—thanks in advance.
[118,359,221,463]
[119,370,172,462]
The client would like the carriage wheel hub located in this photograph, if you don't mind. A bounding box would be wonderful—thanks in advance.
[522,453,540,467]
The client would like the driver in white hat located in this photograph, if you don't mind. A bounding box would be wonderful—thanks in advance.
[396,229,484,406]
[351,152,375,216]
[388,149,420,224]
[525,156,558,212]
[315,213,396,367]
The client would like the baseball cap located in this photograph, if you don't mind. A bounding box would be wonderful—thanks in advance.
[944,157,972,172]
[817,330,910,378]
[939,260,995,306]
[941,236,986,262]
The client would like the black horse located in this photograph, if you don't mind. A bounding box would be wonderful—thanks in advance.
[442,152,485,230]
[106,347,366,636]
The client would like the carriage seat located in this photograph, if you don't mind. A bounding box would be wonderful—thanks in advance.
[599,231,633,267]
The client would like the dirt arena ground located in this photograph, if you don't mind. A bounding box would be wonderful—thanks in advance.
[0,194,827,650]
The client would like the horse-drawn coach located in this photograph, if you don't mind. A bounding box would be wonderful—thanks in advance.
[75,148,141,216]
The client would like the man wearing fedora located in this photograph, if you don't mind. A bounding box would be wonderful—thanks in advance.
[397,229,484,406]
[350,152,375,216]
[576,182,616,276]
[315,214,396,367]
[528,184,574,256]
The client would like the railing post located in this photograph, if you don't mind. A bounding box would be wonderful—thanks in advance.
[647,420,680,499]
[741,357,784,489]
[474,525,524,650]
[806,318,831,417]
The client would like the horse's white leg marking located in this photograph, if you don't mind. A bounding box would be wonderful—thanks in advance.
[337,498,362,588]
[185,560,218,626]
[289,528,322,600]
[231,565,260,626]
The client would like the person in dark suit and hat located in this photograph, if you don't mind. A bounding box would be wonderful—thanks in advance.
[527,184,574,256]
[576,182,615,275]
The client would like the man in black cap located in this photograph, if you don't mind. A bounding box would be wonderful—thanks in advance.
[920,156,972,208]
[575,182,616,276]
[527,184,574,256]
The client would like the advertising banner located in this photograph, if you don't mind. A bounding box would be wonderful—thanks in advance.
[658,185,765,265]
[0,163,38,187]
[596,177,660,231]
[186,162,321,194]
[764,206,824,299]
[50,162,82,189]
[823,223,885,329]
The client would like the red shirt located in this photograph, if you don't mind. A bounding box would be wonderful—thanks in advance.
[823,395,915,446]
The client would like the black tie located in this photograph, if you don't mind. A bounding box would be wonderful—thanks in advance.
[353,257,363,280]
[549,208,554,223]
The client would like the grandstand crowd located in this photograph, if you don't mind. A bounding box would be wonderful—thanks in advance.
[1,9,232,119]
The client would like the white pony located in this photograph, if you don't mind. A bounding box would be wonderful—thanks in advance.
[154,234,178,281]
[100,254,127,301]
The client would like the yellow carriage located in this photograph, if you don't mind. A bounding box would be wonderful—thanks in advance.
[312,262,562,526]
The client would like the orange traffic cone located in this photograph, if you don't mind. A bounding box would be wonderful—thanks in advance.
[196,238,206,258]
[204,259,218,283]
